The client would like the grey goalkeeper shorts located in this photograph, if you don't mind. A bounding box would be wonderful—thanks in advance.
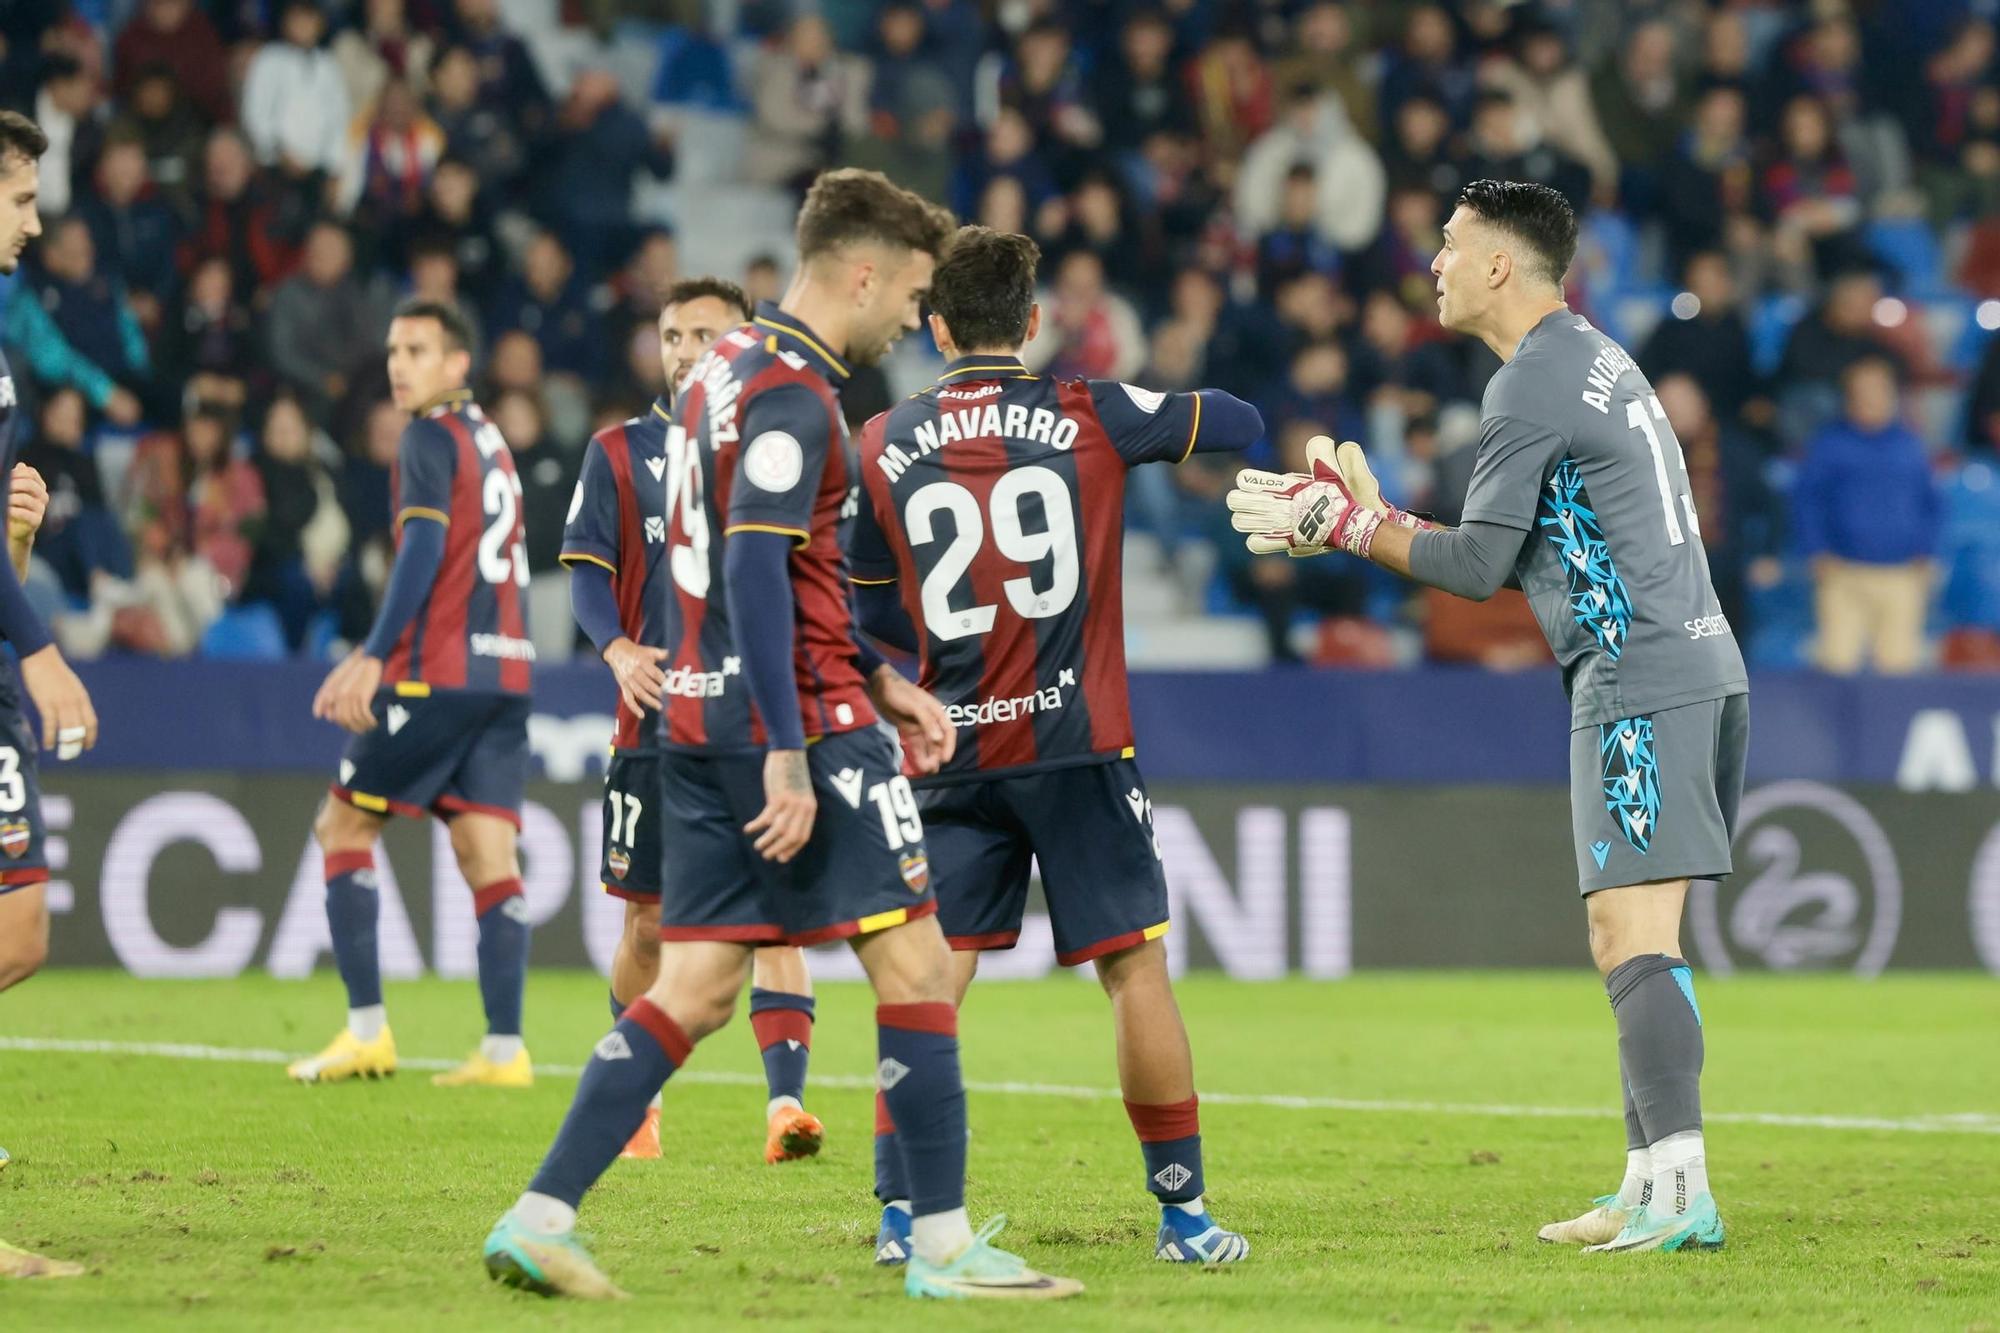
[1569,693,1749,895]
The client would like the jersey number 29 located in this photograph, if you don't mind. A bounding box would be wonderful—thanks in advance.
[905,465,1079,642]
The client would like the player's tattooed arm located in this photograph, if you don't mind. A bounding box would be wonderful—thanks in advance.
[746,747,816,863]
[7,463,47,581]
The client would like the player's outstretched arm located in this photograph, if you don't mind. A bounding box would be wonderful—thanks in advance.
[1087,381,1265,465]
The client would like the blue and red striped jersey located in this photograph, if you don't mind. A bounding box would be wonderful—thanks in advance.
[658,303,876,752]
[383,391,534,695]
[560,398,674,750]
[851,355,1211,782]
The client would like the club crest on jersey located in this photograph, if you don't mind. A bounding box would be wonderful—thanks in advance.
[607,847,631,880]
[898,850,930,893]
[0,820,29,858]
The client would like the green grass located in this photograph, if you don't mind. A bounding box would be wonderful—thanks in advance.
[2,971,1997,1330]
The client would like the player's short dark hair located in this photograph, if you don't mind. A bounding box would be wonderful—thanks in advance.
[929,226,1041,352]
[0,111,50,172]
[391,298,474,353]
[662,276,750,323]
[795,168,954,263]
[1455,178,1578,286]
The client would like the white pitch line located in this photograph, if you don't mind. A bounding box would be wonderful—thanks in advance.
[3,1036,1997,1137]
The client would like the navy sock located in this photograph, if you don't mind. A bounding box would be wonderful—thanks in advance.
[1127,1095,1205,1205]
[527,998,691,1208]
[324,850,381,1009]
[873,1091,908,1204]
[876,1003,966,1219]
[473,879,530,1037]
[749,988,815,1104]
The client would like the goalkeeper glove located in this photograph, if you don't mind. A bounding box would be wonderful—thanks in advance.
[1332,438,1433,534]
[1227,439,1382,558]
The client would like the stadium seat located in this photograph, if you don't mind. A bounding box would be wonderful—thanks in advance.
[1745,560,1815,669]
[199,605,288,661]
[1749,293,1809,377]
[1940,461,2000,632]
[1865,218,1948,299]
[649,26,742,110]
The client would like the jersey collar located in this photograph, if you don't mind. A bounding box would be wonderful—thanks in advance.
[415,387,474,417]
[938,353,1034,383]
[650,395,674,425]
[752,302,850,381]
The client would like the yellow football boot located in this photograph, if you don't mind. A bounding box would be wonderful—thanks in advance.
[431,1048,534,1088]
[286,1026,397,1083]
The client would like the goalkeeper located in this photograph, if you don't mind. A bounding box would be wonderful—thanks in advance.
[1229,181,1749,1256]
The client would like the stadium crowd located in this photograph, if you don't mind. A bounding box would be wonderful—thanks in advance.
[1,0,1998,671]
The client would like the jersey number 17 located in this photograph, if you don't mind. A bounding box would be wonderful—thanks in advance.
[1625,394,1701,546]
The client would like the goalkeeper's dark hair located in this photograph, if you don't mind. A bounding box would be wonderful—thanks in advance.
[0,111,50,173]
[1455,179,1578,287]
[392,298,475,354]
[662,276,751,324]
[930,226,1041,352]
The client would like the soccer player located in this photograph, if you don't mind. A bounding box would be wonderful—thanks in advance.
[1228,179,1746,1254]
[482,169,1080,1301]
[291,300,539,1089]
[564,275,825,1164]
[849,226,1261,1266]
[0,108,96,1282]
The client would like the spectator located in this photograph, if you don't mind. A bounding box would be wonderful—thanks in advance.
[1460,90,1591,216]
[487,230,598,382]
[1659,85,1758,270]
[1271,2,1375,144]
[114,62,206,224]
[1589,20,1688,203]
[1234,86,1387,254]
[19,387,134,604]
[1762,94,1866,278]
[492,388,575,664]
[247,392,349,650]
[399,157,502,307]
[112,0,231,128]
[1001,21,1100,164]
[75,134,181,327]
[333,398,401,645]
[1922,82,2000,228]
[1640,252,1761,426]
[1794,357,1939,674]
[159,254,258,392]
[450,0,552,138]
[1381,92,1460,199]
[183,127,307,298]
[535,69,674,277]
[1045,173,1153,302]
[120,402,248,653]
[601,229,677,379]
[1656,373,1782,643]
[4,217,148,427]
[742,254,782,308]
[1252,164,1343,300]
[952,107,1059,221]
[1777,269,1903,449]
[1779,17,1909,203]
[1022,249,1145,382]
[1968,322,2000,454]
[266,221,392,426]
[427,44,528,191]
[240,0,351,181]
[849,3,957,206]
[1378,5,1472,128]
[745,15,870,190]
[333,0,436,116]
[1482,20,1617,203]
[1269,340,1359,445]
[1184,28,1274,163]
[1096,9,1193,155]
[32,53,102,218]
[338,77,447,222]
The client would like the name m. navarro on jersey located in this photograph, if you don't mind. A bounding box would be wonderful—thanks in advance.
[878,402,1082,482]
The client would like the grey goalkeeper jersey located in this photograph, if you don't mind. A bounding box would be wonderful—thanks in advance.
[1460,308,1748,728]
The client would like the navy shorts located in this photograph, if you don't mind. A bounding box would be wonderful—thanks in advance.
[918,758,1169,966]
[657,728,937,947]
[331,687,531,827]
[0,698,48,896]
[600,748,664,903]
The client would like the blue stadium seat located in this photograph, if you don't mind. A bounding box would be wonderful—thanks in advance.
[1746,559,1815,669]
[1865,219,1948,299]
[650,26,741,109]
[1941,461,2000,629]
[1749,293,1808,378]
[200,605,288,661]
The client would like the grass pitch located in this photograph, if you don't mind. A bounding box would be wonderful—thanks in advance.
[1,970,1996,1330]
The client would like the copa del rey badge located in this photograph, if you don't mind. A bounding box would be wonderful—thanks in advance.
[898,851,929,893]
[0,820,31,858]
